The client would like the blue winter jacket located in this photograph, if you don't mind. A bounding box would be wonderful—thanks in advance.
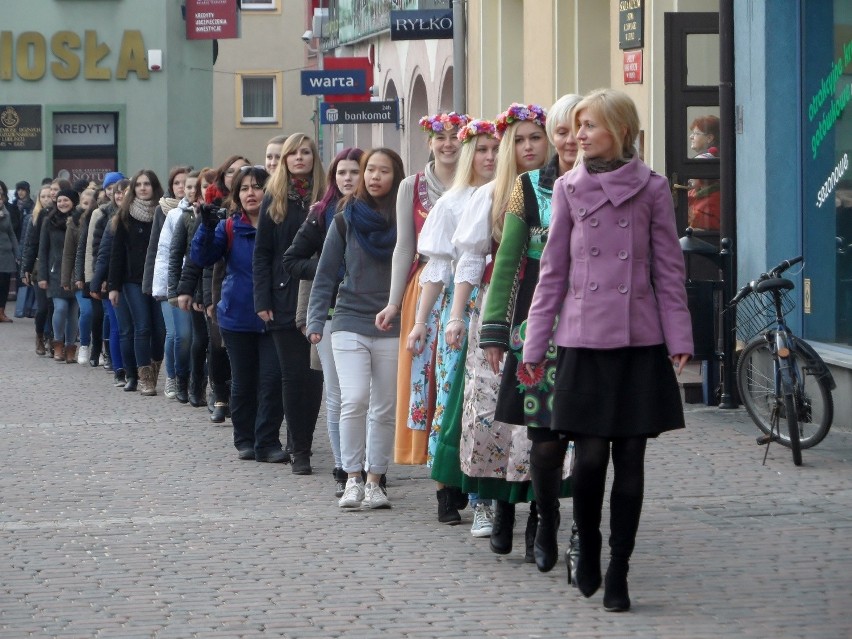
[190,212,265,333]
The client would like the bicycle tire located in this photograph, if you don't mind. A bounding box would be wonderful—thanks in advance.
[784,393,803,466]
[737,337,833,450]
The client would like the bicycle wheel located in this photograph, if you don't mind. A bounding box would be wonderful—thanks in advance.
[784,393,802,466]
[737,337,833,450]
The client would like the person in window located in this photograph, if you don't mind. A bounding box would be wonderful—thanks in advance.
[687,115,721,231]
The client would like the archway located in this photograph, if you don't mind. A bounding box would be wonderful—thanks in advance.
[438,67,454,113]
[407,74,429,172]
[383,79,402,157]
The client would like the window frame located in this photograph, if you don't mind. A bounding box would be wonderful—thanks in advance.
[235,71,283,127]
[239,0,280,12]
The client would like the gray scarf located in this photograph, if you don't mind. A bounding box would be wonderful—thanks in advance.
[129,198,156,223]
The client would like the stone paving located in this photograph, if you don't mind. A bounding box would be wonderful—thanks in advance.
[1,309,852,638]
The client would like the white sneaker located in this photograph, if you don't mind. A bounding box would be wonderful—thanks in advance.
[77,345,90,365]
[164,377,177,399]
[338,477,365,509]
[363,481,390,509]
[471,502,494,537]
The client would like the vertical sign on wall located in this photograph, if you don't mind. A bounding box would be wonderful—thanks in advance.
[619,0,644,50]
[185,0,240,40]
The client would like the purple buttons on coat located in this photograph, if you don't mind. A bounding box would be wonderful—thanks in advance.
[618,218,629,227]
[589,282,598,291]
[618,250,628,260]
[590,247,600,256]
[618,284,628,294]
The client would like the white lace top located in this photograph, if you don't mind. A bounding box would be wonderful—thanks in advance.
[452,181,496,286]
[417,185,477,287]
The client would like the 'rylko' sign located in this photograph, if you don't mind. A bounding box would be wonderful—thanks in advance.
[301,70,367,96]
[390,10,453,41]
[185,0,239,40]
[320,101,399,125]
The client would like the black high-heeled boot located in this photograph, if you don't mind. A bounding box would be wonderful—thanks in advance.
[523,501,538,563]
[530,456,563,572]
[565,520,580,585]
[603,557,630,612]
[573,529,602,598]
[489,500,515,555]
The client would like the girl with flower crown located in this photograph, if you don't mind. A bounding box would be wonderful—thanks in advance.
[445,103,550,561]
[405,119,500,529]
[479,94,583,576]
[375,112,469,467]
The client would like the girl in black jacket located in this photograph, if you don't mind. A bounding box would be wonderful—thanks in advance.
[253,132,325,474]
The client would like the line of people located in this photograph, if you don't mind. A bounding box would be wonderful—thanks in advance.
[3,88,693,612]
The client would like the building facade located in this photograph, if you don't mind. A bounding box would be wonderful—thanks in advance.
[0,0,214,186]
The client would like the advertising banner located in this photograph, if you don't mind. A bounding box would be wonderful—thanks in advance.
[186,0,239,40]
[320,100,398,125]
[0,105,42,150]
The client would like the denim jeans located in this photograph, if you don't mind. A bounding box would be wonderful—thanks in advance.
[34,287,52,337]
[160,301,192,378]
[112,294,137,376]
[221,329,284,455]
[332,331,398,475]
[51,296,79,346]
[14,284,35,318]
[122,283,165,367]
[190,309,208,385]
[271,328,323,458]
[75,290,92,347]
[103,299,123,371]
[315,332,342,468]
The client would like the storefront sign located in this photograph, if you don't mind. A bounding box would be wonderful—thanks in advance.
[623,50,642,84]
[618,0,643,50]
[0,30,149,81]
[185,0,239,40]
[320,100,398,125]
[0,105,41,150]
[53,158,116,185]
[322,56,372,102]
[390,10,453,41]
[301,69,367,96]
[53,113,116,146]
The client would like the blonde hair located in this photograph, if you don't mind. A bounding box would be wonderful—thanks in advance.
[572,88,640,161]
[490,120,547,242]
[32,185,52,224]
[265,133,325,223]
[449,132,495,192]
[546,93,583,144]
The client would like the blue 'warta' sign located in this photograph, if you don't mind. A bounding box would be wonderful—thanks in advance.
[301,70,367,96]
[390,10,453,41]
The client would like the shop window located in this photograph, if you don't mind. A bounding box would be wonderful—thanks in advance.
[237,73,281,126]
[240,0,278,11]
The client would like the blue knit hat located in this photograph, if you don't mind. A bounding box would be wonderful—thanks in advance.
[102,172,125,189]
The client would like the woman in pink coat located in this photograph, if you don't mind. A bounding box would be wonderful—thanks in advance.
[523,89,692,612]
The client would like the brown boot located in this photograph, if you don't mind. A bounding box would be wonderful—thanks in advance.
[36,333,46,356]
[0,309,13,323]
[138,365,157,396]
[64,344,78,364]
[52,341,65,362]
[151,359,163,385]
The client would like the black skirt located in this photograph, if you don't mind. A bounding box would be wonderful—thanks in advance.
[550,344,685,439]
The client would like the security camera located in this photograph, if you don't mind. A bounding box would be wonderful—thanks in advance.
[302,30,313,43]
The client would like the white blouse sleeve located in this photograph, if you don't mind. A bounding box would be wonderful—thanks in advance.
[418,188,472,286]
[452,181,495,285]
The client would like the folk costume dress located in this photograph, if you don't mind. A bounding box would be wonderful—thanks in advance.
[413,185,479,470]
[392,163,448,465]
[448,182,530,503]
[479,157,573,493]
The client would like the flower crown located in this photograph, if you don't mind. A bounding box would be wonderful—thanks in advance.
[495,103,547,139]
[457,119,497,144]
[419,112,471,135]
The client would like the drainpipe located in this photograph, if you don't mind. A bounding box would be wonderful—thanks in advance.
[719,0,738,409]
[453,0,466,113]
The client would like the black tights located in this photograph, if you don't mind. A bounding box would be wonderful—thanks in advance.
[571,436,647,560]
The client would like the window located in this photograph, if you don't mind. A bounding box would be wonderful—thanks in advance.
[240,0,277,10]
[237,73,281,125]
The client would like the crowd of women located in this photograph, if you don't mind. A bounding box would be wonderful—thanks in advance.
[2,88,693,612]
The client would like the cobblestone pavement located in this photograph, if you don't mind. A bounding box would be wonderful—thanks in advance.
[1,310,851,639]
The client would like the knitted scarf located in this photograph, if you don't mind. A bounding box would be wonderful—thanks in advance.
[129,198,156,223]
[343,198,396,262]
[160,195,180,213]
[288,176,312,206]
[584,152,633,174]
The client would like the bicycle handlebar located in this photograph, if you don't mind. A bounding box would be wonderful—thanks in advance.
[729,256,803,305]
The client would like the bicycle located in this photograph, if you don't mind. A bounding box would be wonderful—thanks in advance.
[728,256,836,466]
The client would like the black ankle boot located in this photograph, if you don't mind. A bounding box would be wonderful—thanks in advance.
[450,486,469,511]
[188,375,206,407]
[489,500,515,555]
[603,557,631,612]
[123,374,138,392]
[175,375,190,404]
[524,501,538,563]
[565,520,580,586]
[437,487,462,525]
[574,529,602,598]
[210,382,229,423]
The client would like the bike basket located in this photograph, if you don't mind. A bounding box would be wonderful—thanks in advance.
[728,289,796,343]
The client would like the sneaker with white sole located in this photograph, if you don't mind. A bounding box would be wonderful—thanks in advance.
[164,377,177,399]
[363,481,391,509]
[471,502,494,537]
[77,345,90,365]
[338,477,365,509]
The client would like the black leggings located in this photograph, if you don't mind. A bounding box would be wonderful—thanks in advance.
[0,273,10,311]
[34,286,53,337]
[568,436,647,560]
[190,309,208,383]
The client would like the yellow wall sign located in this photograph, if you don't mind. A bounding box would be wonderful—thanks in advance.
[0,30,149,81]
